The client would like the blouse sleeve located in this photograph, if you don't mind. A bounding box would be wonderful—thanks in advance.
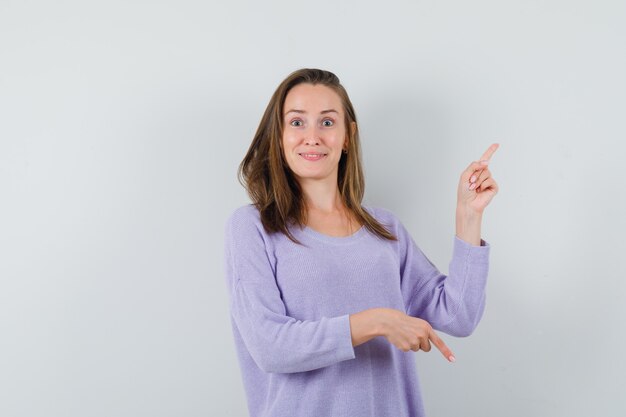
[396,220,491,337]
[224,208,356,374]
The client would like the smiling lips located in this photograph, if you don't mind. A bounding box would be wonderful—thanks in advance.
[298,152,327,161]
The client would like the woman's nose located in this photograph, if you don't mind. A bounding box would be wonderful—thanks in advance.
[304,126,321,146]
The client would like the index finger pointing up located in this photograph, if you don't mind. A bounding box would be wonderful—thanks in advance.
[480,143,500,162]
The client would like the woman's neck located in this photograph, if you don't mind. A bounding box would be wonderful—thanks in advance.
[298,177,361,236]
[299,177,343,213]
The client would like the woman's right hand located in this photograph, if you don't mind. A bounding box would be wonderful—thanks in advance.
[349,308,456,362]
[376,308,456,362]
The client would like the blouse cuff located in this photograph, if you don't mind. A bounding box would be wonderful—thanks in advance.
[453,235,490,264]
[336,314,357,361]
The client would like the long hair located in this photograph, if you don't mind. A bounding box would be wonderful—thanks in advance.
[238,68,397,244]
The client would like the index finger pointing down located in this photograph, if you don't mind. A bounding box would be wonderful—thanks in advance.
[429,329,456,363]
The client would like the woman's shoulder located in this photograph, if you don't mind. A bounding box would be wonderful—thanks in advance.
[228,203,260,221]
[225,204,264,235]
[363,206,413,249]
[363,205,402,226]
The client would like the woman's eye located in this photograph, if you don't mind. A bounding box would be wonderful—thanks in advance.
[290,119,303,127]
[322,119,334,127]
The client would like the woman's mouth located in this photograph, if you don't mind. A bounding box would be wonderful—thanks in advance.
[298,153,327,161]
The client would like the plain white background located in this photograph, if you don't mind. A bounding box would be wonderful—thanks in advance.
[1,0,624,416]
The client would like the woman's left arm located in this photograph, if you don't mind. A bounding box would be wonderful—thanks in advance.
[402,144,500,337]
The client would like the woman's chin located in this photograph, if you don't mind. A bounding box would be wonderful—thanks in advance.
[292,170,336,182]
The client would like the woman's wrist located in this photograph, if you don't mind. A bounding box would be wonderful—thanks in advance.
[455,206,483,246]
[349,308,386,347]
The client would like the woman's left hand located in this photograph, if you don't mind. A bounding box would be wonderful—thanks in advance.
[457,143,500,214]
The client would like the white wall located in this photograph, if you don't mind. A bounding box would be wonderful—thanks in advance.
[1,1,624,416]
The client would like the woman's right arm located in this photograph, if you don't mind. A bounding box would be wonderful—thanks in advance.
[224,208,356,374]
[350,308,456,362]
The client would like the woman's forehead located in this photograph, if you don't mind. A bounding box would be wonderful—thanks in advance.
[283,84,343,114]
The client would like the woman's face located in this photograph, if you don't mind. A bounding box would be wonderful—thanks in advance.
[281,83,347,184]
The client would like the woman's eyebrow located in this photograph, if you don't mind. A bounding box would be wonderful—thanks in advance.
[284,109,339,115]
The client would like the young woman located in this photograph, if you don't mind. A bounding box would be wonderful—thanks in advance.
[224,68,499,417]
